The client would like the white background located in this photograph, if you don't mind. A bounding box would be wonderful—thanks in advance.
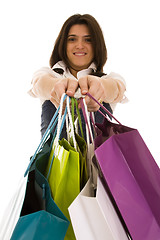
[0,0,160,223]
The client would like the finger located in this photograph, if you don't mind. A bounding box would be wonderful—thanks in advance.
[85,86,104,106]
[66,78,79,96]
[79,76,104,104]
[50,95,59,108]
[77,98,100,112]
[78,76,89,95]
[87,105,100,112]
[89,87,105,107]
[89,79,104,98]
[51,79,68,102]
[86,99,101,112]
[50,94,67,112]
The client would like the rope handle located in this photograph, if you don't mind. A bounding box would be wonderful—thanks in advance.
[24,94,68,177]
[86,92,122,125]
[74,89,121,125]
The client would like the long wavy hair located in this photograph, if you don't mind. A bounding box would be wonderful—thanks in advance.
[49,14,107,72]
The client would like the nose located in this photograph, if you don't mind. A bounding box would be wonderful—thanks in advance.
[76,39,84,49]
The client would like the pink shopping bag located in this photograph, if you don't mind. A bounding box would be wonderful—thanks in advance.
[86,93,160,240]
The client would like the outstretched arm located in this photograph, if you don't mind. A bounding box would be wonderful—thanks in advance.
[29,67,78,107]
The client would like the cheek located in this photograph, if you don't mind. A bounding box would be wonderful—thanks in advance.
[66,44,71,56]
[89,46,94,59]
[66,45,73,60]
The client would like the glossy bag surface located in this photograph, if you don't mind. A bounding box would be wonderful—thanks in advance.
[46,138,80,215]
[11,210,68,240]
[69,176,129,240]
[95,118,160,240]
[0,176,27,240]
[11,138,69,240]
[46,138,80,240]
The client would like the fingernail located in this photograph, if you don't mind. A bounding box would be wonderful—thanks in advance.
[82,89,88,95]
[66,90,73,96]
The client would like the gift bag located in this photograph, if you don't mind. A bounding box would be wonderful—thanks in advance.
[46,139,80,240]
[45,95,88,240]
[11,170,69,240]
[10,95,70,240]
[69,176,129,240]
[68,98,129,240]
[86,93,160,240]
[0,176,27,240]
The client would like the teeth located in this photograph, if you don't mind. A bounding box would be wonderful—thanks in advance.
[74,53,86,56]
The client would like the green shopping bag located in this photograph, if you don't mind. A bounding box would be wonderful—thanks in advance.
[75,133,88,190]
[45,139,79,240]
[46,139,80,215]
[45,97,89,240]
[71,97,88,189]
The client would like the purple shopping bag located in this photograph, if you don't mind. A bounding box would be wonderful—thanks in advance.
[86,93,160,240]
[95,118,160,240]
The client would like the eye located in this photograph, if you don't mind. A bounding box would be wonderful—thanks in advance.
[85,38,92,43]
[67,37,76,42]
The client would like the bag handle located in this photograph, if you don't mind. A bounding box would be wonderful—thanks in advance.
[66,96,77,150]
[24,94,67,177]
[47,95,77,179]
[74,89,121,125]
[52,94,77,153]
[71,98,84,138]
[80,98,94,143]
[86,92,122,125]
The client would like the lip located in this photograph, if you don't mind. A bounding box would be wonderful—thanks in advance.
[73,52,87,56]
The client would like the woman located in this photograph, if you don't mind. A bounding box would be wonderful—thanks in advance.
[29,14,127,137]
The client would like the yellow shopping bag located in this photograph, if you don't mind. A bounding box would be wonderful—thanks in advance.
[45,138,80,240]
[45,96,89,239]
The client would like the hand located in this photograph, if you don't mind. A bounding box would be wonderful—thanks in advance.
[50,78,78,108]
[78,75,105,112]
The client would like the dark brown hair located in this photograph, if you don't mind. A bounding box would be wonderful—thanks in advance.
[49,14,107,72]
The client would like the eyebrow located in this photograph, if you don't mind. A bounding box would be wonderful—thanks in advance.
[67,34,91,37]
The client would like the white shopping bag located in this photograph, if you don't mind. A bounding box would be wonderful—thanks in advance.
[0,176,27,240]
[68,176,129,240]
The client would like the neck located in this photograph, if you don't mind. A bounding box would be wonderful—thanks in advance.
[69,67,78,78]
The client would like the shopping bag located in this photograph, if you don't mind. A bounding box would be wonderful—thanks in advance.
[11,137,69,240]
[69,176,129,240]
[86,93,160,240]
[45,96,88,240]
[46,138,80,211]
[71,97,88,188]
[11,94,70,240]
[0,176,27,240]
[75,132,88,189]
[47,139,80,240]
[68,98,128,240]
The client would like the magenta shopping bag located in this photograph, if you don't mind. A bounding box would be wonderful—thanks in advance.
[94,116,160,240]
[86,93,160,240]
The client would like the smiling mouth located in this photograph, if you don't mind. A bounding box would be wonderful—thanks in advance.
[73,52,87,56]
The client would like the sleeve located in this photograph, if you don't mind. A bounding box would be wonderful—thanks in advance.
[32,67,57,81]
[28,67,57,99]
[101,72,128,106]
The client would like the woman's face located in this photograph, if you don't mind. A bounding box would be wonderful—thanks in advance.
[66,24,94,77]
